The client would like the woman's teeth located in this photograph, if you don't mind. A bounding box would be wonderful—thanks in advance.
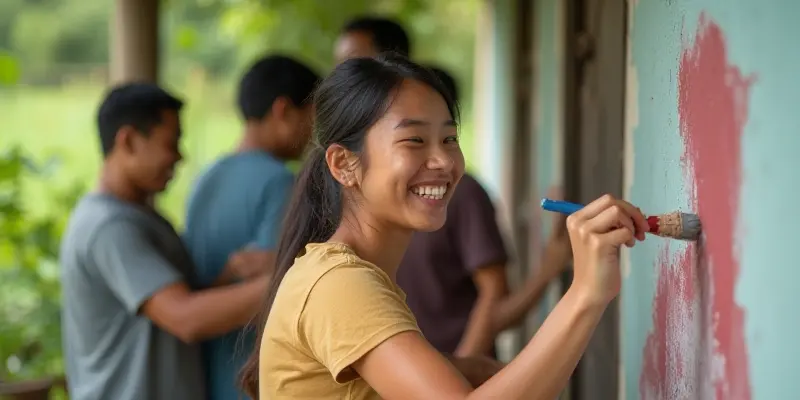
[411,185,447,200]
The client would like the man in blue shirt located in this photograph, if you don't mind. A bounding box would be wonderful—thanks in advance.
[182,55,320,400]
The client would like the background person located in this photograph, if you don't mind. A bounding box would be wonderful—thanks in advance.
[182,55,320,400]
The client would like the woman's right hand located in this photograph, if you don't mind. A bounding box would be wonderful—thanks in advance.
[566,194,648,306]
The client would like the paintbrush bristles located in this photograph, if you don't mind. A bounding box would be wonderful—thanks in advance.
[678,212,702,241]
[652,212,702,241]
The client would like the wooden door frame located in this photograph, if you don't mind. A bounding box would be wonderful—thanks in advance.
[503,1,627,398]
[500,0,538,360]
[562,0,628,398]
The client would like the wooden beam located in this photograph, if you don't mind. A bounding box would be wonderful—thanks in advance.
[110,0,159,84]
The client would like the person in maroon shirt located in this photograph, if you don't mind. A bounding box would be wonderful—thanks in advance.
[335,17,572,358]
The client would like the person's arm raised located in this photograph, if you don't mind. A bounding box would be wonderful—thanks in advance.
[91,219,269,344]
[491,230,571,333]
[353,194,649,399]
[492,208,571,333]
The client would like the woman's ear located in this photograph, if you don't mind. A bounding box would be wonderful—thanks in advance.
[325,144,359,188]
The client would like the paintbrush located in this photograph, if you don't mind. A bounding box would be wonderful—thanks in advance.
[540,198,701,241]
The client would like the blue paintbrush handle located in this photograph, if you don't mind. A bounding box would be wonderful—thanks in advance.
[540,198,585,215]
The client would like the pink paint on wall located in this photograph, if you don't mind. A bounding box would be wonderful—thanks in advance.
[639,13,754,400]
[641,245,700,399]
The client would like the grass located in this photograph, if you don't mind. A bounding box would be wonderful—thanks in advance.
[1,82,477,227]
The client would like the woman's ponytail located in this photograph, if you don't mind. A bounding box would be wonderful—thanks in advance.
[239,146,341,397]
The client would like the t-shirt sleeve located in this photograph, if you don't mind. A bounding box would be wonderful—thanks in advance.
[252,172,294,250]
[298,263,420,383]
[89,219,183,314]
[450,176,510,272]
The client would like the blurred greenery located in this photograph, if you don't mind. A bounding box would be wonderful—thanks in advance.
[0,148,83,393]
[0,0,479,389]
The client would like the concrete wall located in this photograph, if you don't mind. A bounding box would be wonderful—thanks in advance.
[621,1,800,399]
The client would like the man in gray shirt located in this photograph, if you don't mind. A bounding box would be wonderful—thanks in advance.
[59,83,270,400]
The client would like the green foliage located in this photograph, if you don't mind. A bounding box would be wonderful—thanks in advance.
[1,0,478,101]
[163,0,474,98]
[162,0,478,104]
[1,0,109,83]
[0,147,84,382]
[0,51,20,85]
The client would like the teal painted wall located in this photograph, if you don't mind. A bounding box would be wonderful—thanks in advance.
[475,0,515,200]
[622,1,800,399]
[530,0,564,324]
[533,0,561,211]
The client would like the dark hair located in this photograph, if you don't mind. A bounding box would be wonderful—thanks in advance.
[238,55,321,121]
[342,16,411,56]
[97,83,183,157]
[239,53,457,397]
[426,65,459,103]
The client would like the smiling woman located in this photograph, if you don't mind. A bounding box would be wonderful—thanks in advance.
[239,53,464,399]
[397,107,459,207]
[238,55,464,399]
[355,77,463,231]
[239,53,649,400]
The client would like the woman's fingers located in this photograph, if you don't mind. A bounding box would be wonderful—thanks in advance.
[610,200,649,240]
[601,226,636,248]
[582,204,636,237]
[572,194,616,221]
[570,194,648,241]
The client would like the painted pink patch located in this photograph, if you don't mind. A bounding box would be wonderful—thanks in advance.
[640,245,699,399]
[639,13,754,400]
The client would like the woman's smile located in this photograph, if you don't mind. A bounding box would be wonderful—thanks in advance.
[409,180,452,209]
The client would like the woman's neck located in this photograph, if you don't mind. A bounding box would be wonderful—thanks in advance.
[329,213,412,280]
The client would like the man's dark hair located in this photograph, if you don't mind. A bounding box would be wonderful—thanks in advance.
[237,55,321,121]
[97,83,184,157]
[342,16,411,56]
[427,66,459,103]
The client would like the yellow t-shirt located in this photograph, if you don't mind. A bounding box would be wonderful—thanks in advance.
[259,242,421,399]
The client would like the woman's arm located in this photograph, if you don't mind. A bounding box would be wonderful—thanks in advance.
[470,288,603,398]
[445,354,505,387]
[354,288,604,399]
[353,195,649,400]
